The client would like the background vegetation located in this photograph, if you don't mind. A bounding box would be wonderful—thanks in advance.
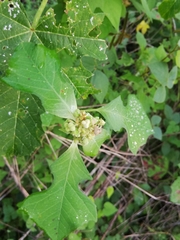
[0,0,180,239]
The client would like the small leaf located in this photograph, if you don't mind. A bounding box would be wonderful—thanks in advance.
[158,0,180,19]
[153,126,162,140]
[20,142,97,240]
[0,82,43,157]
[136,32,147,50]
[97,95,153,154]
[97,97,125,132]
[151,115,162,125]
[91,70,109,104]
[133,188,145,206]
[106,186,114,199]
[153,85,166,103]
[148,61,169,85]
[145,157,169,180]
[141,0,153,20]
[0,169,7,182]
[68,233,81,240]
[100,202,117,217]
[155,45,168,61]
[117,52,134,66]
[167,66,177,89]
[170,177,180,204]
[2,42,77,119]
[83,129,110,157]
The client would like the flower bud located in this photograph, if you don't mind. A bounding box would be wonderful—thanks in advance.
[81,119,90,128]
[68,122,75,131]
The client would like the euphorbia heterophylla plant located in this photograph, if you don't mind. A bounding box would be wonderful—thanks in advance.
[0,0,153,239]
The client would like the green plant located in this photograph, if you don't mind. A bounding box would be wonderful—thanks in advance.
[0,0,154,239]
[1,0,180,239]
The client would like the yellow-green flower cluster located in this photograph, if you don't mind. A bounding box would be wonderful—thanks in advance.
[64,109,105,145]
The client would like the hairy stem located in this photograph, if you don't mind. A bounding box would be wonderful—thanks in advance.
[31,0,48,29]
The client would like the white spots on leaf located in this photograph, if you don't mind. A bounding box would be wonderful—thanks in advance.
[8,2,21,18]
[99,46,104,51]
[14,2,20,9]
[3,24,12,31]
[45,25,48,28]
[90,17,94,25]
[8,111,12,116]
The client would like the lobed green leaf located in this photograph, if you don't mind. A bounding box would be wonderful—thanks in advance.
[20,142,97,240]
[0,82,43,156]
[97,95,153,154]
[158,0,180,19]
[2,42,77,119]
[0,0,107,76]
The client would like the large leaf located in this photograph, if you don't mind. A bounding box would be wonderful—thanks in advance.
[97,95,153,154]
[158,0,180,19]
[2,42,77,119]
[0,82,43,156]
[0,0,107,75]
[20,142,97,240]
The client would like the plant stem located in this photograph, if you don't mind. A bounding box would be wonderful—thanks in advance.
[31,0,48,29]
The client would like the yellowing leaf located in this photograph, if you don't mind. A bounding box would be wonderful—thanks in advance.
[136,20,150,34]
[106,186,114,199]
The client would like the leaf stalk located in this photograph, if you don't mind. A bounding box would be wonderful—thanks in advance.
[31,0,48,29]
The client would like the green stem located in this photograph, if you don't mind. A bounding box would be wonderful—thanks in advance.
[84,108,99,112]
[31,0,48,29]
